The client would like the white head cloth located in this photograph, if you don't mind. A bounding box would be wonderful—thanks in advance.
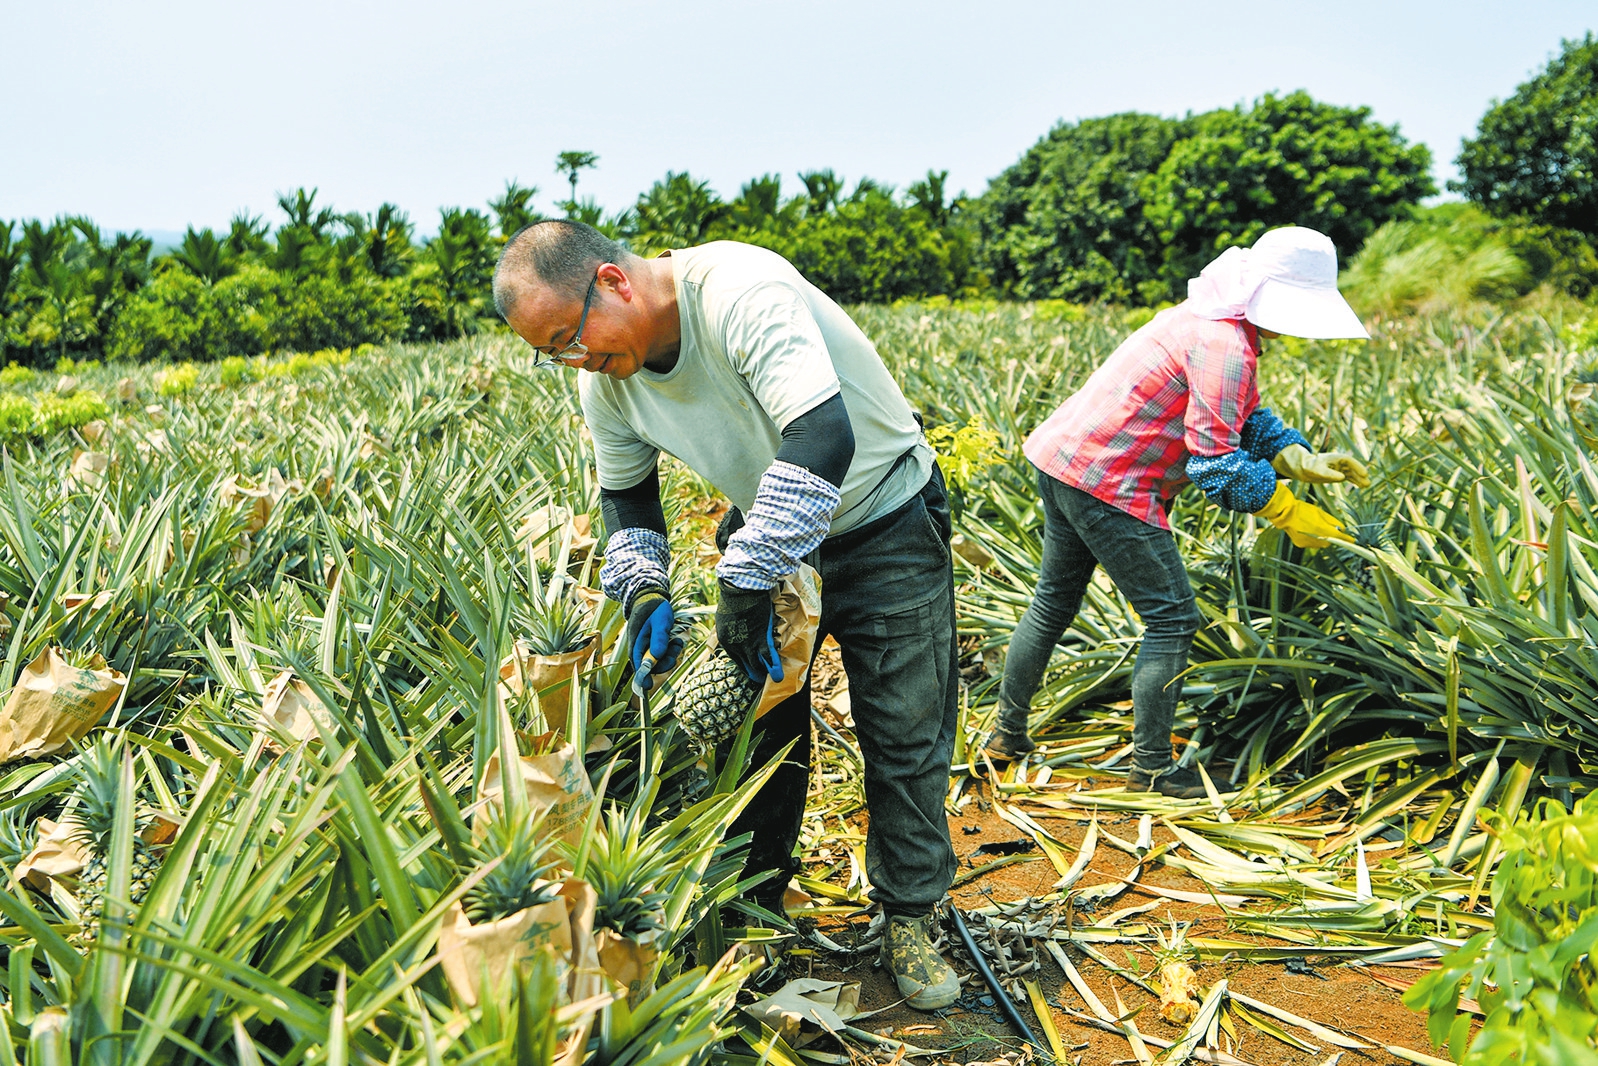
[1186,246,1262,321]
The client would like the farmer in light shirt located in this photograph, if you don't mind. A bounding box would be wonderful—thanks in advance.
[988,227,1372,797]
[492,221,961,1010]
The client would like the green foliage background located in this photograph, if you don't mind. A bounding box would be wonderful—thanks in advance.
[1,37,1596,366]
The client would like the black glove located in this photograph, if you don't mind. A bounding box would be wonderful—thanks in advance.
[625,590,682,692]
[715,506,746,554]
[715,579,783,684]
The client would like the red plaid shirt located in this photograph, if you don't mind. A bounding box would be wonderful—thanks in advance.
[1024,305,1261,530]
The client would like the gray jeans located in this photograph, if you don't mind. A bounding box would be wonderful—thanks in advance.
[999,467,1203,768]
[728,466,959,917]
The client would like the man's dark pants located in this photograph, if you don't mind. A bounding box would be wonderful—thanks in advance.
[728,466,959,918]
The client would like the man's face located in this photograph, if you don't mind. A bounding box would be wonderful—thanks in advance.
[505,269,647,380]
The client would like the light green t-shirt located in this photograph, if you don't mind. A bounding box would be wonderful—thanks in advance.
[579,241,932,536]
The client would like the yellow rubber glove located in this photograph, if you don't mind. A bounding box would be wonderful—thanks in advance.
[1271,443,1371,488]
[1253,483,1353,548]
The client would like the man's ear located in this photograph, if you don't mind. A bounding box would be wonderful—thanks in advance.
[598,261,633,300]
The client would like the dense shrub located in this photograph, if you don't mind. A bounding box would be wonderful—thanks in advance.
[34,391,109,434]
[108,266,279,363]
[974,112,1185,303]
[976,92,1433,304]
[751,186,964,303]
[109,266,401,362]
[1457,34,1598,236]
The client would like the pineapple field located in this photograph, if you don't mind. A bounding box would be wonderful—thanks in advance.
[0,298,1591,1064]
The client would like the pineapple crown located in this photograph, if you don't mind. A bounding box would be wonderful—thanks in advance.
[461,812,560,924]
[1153,915,1194,963]
[61,737,140,854]
[587,810,669,936]
[522,594,590,656]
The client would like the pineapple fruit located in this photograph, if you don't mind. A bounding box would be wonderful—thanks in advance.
[672,648,761,750]
[1339,493,1397,590]
[62,737,160,950]
[1154,918,1200,1025]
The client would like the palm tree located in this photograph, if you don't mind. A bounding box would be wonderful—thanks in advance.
[170,227,235,283]
[429,207,496,336]
[799,169,842,217]
[80,226,151,349]
[22,218,80,363]
[364,203,414,278]
[908,169,956,227]
[632,172,727,253]
[727,174,801,232]
[489,181,540,238]
[225,212,270,259]
[276,187,337,238]
[0,221,21,364]
[554,151,599,216]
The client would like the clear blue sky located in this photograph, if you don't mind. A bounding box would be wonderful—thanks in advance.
[2,0,1591,236]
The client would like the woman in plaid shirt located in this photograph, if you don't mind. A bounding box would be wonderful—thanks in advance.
[987,227,1372,797]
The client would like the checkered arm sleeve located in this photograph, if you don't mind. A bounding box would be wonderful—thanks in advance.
[599,528,671,615]
[1238,407,1310,462]
[716,460,841,591]
[1187,450,1280,513]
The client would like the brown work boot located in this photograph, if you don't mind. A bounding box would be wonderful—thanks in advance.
[1127,761,1210,800]
[880,912,960,1010]
[981,700,1036,763]
[981,725,1036,763]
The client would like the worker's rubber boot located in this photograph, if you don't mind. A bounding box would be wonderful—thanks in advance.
[880,912,960,1010]
[1127,760,1210,800]
[981,700,1035,763]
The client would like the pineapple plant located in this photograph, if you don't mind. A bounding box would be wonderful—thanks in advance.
[586,806,669,939]
[0,805,34,872]
[1337,491,1398,590]
[1154,917,1200,1025]
[462,812,561,924]
[523,592,592,656]
[61,736,160,949]
[672,646,762,750]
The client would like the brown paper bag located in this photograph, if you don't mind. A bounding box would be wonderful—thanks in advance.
[438,879,604,1029]
[68,450,109,490]
[14,818,88,892]
[59,591,115,613]
[0,648,126,762]
[753,563,822,719]
[479,739,595,851]
[260,671,334,744]
[516,504,598,563]
[497,634,597,736]
[218,469,300,533]
[596,928,659,1005]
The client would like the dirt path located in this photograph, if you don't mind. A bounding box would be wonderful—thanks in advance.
[782,643,1444,1065]
[788,801,1439,1065]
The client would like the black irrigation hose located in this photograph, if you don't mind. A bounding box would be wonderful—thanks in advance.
[947,905,1052,1063]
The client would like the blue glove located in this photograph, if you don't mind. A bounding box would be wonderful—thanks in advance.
[625,591,683,692]
[716,580,784,685]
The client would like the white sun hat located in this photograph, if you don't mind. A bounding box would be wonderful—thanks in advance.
[1186,226,1370,340]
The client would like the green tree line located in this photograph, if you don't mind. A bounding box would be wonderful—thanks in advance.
[1,35,1593,365]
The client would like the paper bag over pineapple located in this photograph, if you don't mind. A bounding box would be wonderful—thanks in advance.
[0,648,126,762]
[675,564,821,749]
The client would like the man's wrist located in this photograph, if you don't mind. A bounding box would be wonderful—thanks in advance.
[715,460,840,589]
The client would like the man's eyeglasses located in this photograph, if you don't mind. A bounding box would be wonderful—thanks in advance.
[529,273,599,369]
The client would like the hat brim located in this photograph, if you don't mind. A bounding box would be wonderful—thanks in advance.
[1247,280,1369,340]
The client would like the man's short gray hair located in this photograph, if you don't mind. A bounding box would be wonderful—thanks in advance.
[493,220,632,319]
